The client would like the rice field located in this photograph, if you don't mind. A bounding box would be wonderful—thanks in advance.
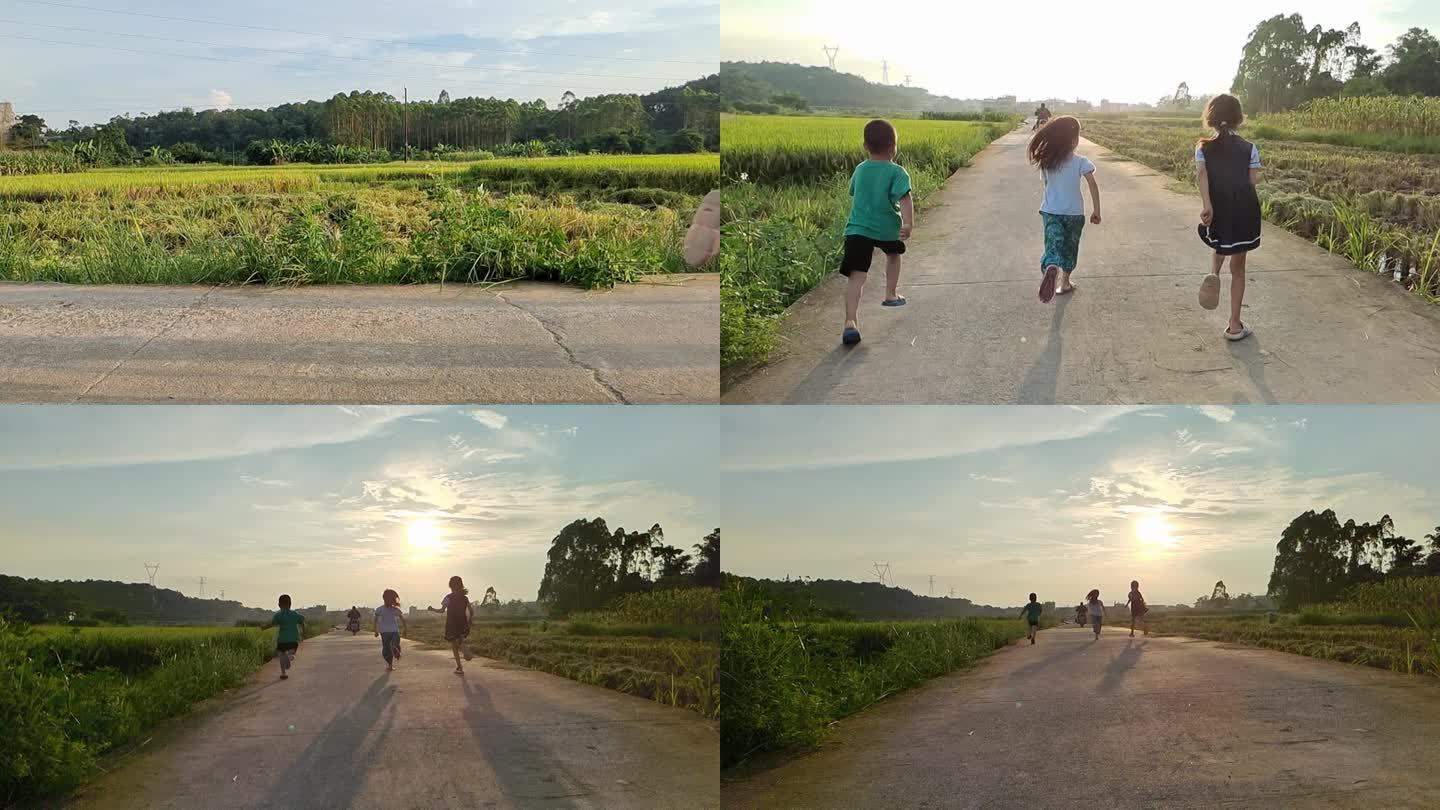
[721,113,1012,182]
[0,154,717,288]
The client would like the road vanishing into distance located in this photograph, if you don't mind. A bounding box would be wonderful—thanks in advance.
[57,630,718,810]
[723,127,1440,404]
[1,275,718,404]
[723,624,1440,809]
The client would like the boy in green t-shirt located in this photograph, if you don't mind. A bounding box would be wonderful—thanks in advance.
[839,119,914,346]
[262,593,306,680]
[1020,592,1044,645]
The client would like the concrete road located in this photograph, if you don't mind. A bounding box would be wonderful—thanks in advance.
[57,631,718,810]
[722,128,1440,403]
[0,276,718,404]
[723,625,1440,809]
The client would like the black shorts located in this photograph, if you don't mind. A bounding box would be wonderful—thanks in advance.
[839,235,905,276]
[277,641,299,653]
[1028,621,1040,629]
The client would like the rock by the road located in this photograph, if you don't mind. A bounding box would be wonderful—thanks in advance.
[722,625,1440,809]
[722,128,1440,403]
[57,631,717,810]
[0,276,718,404]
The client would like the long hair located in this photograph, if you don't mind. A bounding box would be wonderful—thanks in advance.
[1027,116,1081,171]
[448,575,468,596]
[1199,94,1244,150]
[1086,589,1101,602]
[382,589,399,608]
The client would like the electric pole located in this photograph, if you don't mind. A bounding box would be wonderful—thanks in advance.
[403,86,409,162]
[823,44,839,71]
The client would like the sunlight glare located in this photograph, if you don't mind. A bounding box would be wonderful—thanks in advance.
[1135,513,1173,548]
[407,517,445,556]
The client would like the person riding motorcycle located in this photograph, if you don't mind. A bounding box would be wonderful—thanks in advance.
[346,606,361,633]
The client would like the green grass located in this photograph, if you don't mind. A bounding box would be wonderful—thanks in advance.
[720,114,1012,367]
[0,155,714,288]
[2,619,330,805]
[404,611,718,719]
[720,578,1041,768]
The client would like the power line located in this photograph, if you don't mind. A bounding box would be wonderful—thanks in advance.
[0,34,683,96]
[0,19,698,82]
[15,0,716,65]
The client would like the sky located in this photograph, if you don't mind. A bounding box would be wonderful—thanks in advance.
[0,0,719,126]
[0,405,720,611]
[721,406,1440,608]
[721,0,1437,104]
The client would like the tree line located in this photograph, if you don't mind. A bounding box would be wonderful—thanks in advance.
[536,519,720,616]
[1267,510,1440,609]
[5,76,720,164]
[1231,16,1440,112]
[0,574,275,625]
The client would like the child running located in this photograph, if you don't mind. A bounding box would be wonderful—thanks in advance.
[1028,116,1101,303]
[1126,580,1148,637]
[373,589,407,672]
[839,119,914,346]
[1195,93,1262,341]
[1020,592,1044,645]
[263,593,305,680]
[1085,589,1105,640]
[428,575,474,674]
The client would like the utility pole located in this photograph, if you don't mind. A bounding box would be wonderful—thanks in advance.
[881,60,889,85]
[822,44,839,71]
[403,86,409,162]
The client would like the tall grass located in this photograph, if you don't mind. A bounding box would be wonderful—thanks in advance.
[1,619,330,805]
[0,150,86,177]
[1261,96,1440,137]
[721,114,1008,182]
[720,579,1032,767]
[461,153,718,195]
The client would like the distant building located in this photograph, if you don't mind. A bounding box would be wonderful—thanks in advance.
[409,605,418,617]
[0,102,15,147]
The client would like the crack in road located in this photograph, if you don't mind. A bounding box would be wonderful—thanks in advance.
[496,291,630,404]
[74,287,215,402]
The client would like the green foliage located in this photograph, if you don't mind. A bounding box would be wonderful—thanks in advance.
[0,150,85,177]
[569,588,720,626]
[720,61,1015,117]
[0,619,328,804]
[720,577,1036,767]
[461,153,718,195]
[537,520,718,616]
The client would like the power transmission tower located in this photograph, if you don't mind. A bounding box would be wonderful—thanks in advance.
[144,563,160,606]
[869,561,892,587]
[198,576,206,599]
[220,590,225,600]
[929,575,935,595]
[822,44,839,71]
[904,74,912,87]
[949,587,957,598]
[403,86,409,162]
[881,60,889,85]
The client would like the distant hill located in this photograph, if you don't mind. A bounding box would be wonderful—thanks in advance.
[734,575,1023,620]
[0,574,277,625]
[721,61,997,113]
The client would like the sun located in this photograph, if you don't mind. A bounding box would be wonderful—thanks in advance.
[1135,513,1173,548]
[406,518,445,555]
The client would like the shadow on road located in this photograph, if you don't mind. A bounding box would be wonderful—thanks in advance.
[268,673,397,808]
[787,343,863,404]
[458,674,586,807]
[1018,293,1070,403]
[1227,334,1278,404]
[1006,630,1095,681]
[1099,639,1148,694]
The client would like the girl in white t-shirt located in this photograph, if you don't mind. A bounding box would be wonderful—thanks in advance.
[373,588,407,671]
[1028,116,1103,303]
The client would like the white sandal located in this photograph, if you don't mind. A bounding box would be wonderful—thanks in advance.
[1224,323,1253,341]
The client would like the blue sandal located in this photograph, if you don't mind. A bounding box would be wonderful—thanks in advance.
[842,326,862,345]
[882,296,906,307]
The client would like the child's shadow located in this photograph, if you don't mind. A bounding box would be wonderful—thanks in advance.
[1099,639,1148,694]
[1017,294,1070,404]
[1227,333,1277,404]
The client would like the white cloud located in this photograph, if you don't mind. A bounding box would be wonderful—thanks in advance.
[240,475,294,487]
[208,89,233,110]
[0,406,439,471]
[1191,405,1235,423]
[468,410,509,430]
[969,473,1020,484]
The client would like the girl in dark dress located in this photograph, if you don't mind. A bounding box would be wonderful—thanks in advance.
[1195,93,1262,341]
[428,575,473,674]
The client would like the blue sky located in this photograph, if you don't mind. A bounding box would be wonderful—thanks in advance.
[722,0,1436,103]
[2,0,718,126]
[721,406,1439,607]
[0,406,720,611]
